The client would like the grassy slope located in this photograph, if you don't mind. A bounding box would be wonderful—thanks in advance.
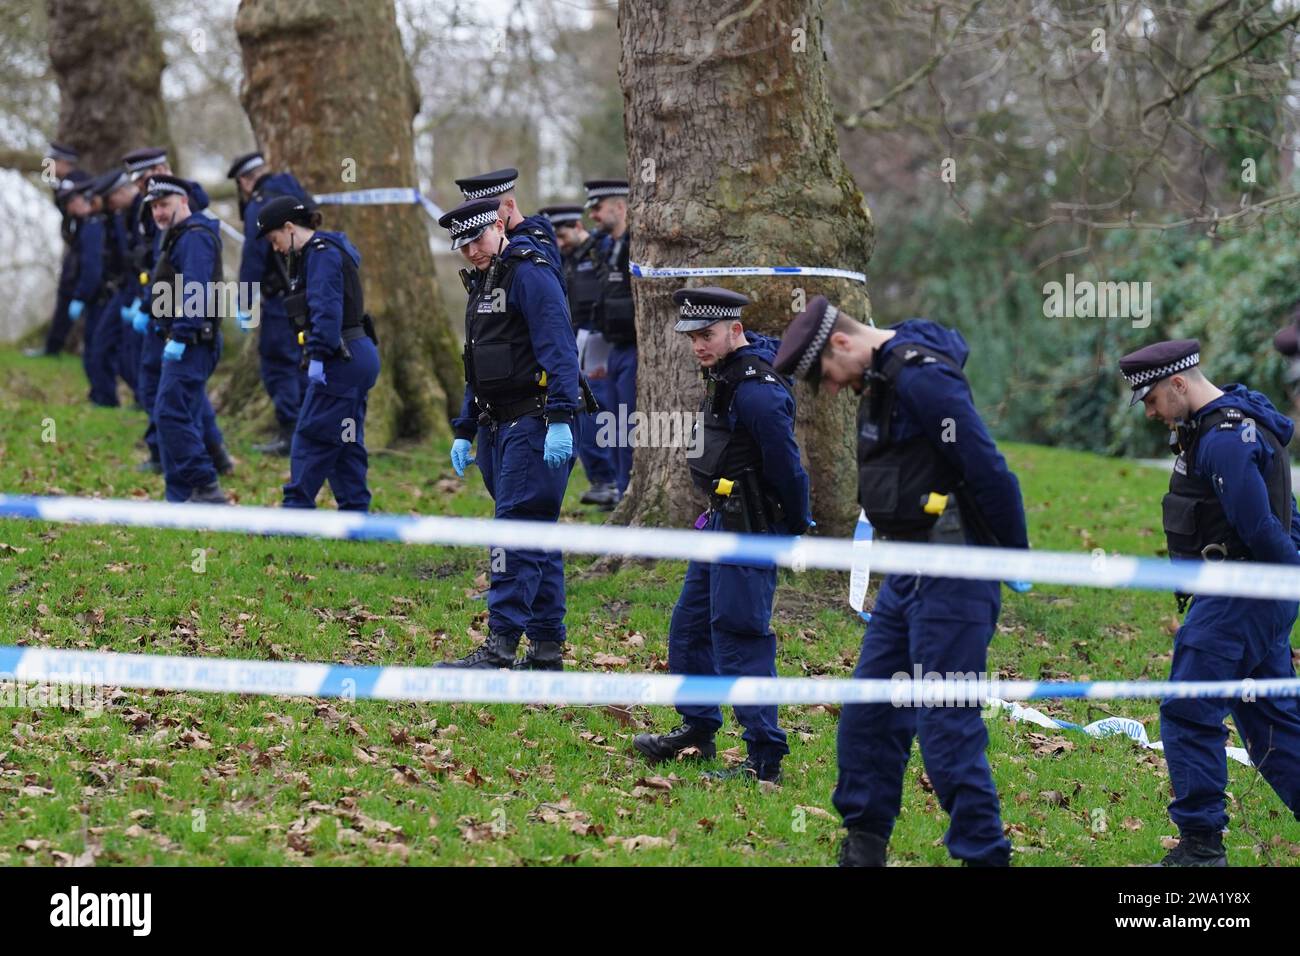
[0,347,1296,866]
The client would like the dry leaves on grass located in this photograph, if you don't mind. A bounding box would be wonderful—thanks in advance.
[604,832,676,852]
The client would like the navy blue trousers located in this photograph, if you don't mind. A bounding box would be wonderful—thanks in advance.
[44,281,74,355]
[476,413,574,643]
[85,290,126,407]
[154,336,222,502]
[117,314,142,406]
[140,331,222,465]
[259,308,307,428]
[577,374,615,487]
[833,573,1010,865]
[283,338,380,511]
[669,519,789,763]
[607,344,636,494]
[1162,594,1300,834]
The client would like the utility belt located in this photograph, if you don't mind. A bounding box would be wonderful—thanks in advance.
[476,391,545,427]
[475,379,599,428]
[872,492,969,545]
[156,316,222,346]
[285,287,378,363]
[1164,492,1250,613]
[706,470,784,534]
[296,324,371,369]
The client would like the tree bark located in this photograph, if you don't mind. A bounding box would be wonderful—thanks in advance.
[234,0,461,445]
[47,0,172,173]
[616,0,874,535]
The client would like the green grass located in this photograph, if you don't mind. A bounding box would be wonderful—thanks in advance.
[0,346,1297,866]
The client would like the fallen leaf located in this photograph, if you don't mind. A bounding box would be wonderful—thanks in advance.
[796,805,834,820]
[606,834,673,852]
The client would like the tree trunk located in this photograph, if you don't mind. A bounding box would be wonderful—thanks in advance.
[616,0,874,535]
[47,0,172,173]
[234,0,461,445]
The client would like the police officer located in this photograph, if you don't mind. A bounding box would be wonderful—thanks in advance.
[540,203,618,509]
[46,141,78,182]
[632,288,811,783]
[437,197,582,671]
[61,175,106,395]
[1272,311,1300,421]
[1119,339,1300,866]
[455,168,562,271]
[229,150,313,456]
[27,144,82,358]
[256,196,381,511]
[121,147,230,476]
[585,179,636,497]
[146,175,229,504]
[84,168,138,407]
[774,296,1028,866]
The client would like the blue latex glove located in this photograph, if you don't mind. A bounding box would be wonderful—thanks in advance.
[543,422,573,469]
[162,340,186,362]
[451,438,474,477]
[237,310,253,334]
[1006,581,1033,593]
[132,308,150,334]
[68,299,85,321]
[123,298,145,329]
[307,359,327,386]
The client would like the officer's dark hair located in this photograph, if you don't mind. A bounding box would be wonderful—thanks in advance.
[291,209,324,230]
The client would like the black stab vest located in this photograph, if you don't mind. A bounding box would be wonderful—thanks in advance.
[463,249,549,410]
[598,233,635,345]
[565,235,607,330]
[151,218,223,329]
[298,234,364,330]
[1163,405,1293,561]
[688,353,790,493]
[856,342,991,541]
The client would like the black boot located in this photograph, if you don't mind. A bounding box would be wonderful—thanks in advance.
[186,481,229,505]
[436,631,520,669]
[1152,830,1227,867]
[208,444,235,475]
[252,423,294,456]
[514,640,564,671]
[580,482,619,509]
[632,723,717,763]
[702,754,782,784]
[838,828,888,867]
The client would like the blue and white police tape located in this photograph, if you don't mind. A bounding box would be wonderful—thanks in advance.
[630,263,867,284]
[213,189,447,248]
[6,493,1300,603]
[313,187,445,221]
[214,217,245,244]
[988,698,1252,766]
[1,645,1298,705]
